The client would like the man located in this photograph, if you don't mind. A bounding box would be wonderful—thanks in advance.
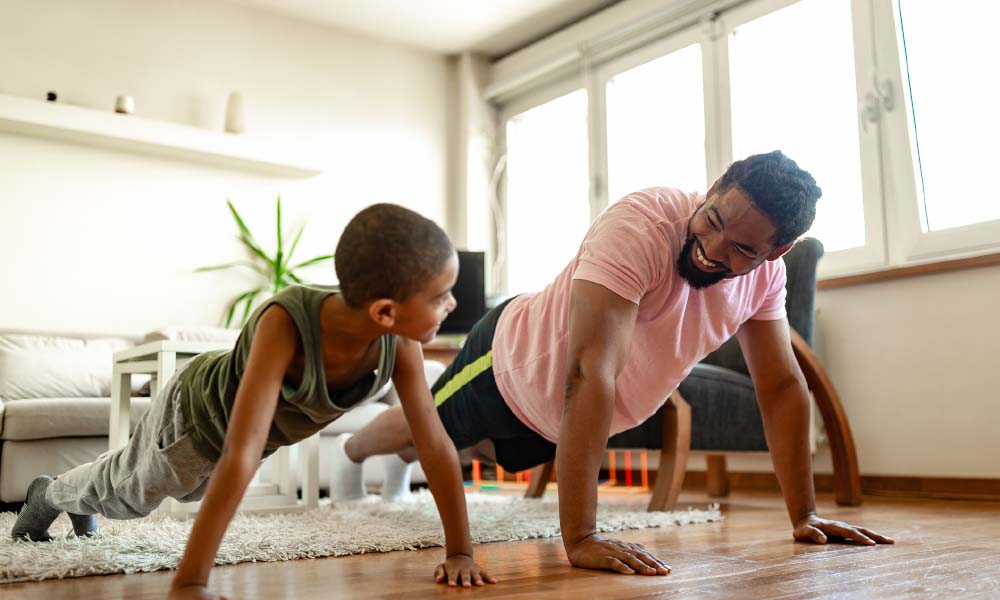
[332,151,893,575]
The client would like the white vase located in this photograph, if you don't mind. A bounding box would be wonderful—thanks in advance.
[224,91,245,134]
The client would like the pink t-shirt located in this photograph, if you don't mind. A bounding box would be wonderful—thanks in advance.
[492,187,787,443]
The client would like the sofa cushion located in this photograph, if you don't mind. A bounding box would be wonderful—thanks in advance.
[143,327,240,345]
[608,363,768,452]
[1,397,152,440]
[319,402,389,436]
[0,334,135,400]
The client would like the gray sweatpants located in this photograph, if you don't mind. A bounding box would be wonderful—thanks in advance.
[45,367,217,519]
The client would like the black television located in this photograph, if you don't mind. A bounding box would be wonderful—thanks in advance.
[439,250,487,334]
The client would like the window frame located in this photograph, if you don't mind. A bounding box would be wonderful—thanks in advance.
[498,78,591,295]
[492,0,1000,293]
[872,0,1000,265]
[716,0,888,276]
[593,22,712,205]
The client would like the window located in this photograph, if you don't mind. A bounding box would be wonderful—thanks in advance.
[493,0,1000,286]
[504,89,591,295]
[728,0,866,253]
[895,0,1000,232]
[606,42,707,202]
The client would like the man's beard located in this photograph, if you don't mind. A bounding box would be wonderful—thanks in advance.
[677,236,729,289]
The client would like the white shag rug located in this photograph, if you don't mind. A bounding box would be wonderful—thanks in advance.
[0,491,720,583]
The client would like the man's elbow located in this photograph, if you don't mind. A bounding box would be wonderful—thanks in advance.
[563,358,616,403]
[758,375,809,408]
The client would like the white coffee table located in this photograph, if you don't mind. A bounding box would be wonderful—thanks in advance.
[110,340,320,517]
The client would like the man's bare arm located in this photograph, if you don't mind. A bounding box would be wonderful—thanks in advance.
[557,280,669,575]
[737,318,893,545]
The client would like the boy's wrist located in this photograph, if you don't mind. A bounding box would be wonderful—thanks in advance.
[445,539,475,558]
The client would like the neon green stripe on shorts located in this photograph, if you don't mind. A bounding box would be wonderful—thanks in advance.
[433,350,493,406]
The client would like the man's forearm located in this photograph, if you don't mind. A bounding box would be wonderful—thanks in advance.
[760,384,816,524]
[418,439,474,557]
[556,375,615,547]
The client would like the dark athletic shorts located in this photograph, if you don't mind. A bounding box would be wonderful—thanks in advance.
[432,298,557,473]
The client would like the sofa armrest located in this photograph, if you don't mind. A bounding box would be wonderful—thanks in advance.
[377,359,447,407]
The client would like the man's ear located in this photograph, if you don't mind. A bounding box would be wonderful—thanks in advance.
[367,299,397,328]
[766,242,794,261]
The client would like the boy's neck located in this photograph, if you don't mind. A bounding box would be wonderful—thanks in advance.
[319,294,387,354]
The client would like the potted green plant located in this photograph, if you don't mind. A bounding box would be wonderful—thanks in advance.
[198,196,333,327]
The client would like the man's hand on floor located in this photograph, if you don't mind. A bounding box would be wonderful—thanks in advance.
[793,513,895,545]
[566,533,671,575]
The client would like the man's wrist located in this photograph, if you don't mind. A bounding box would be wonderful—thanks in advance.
[562,529,598,549]
[792,510,817,526]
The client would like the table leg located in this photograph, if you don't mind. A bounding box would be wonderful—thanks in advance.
[300,434,320,509]
[109,367,132,450]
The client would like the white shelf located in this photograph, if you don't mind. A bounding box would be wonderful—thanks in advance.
[0,93,323,177]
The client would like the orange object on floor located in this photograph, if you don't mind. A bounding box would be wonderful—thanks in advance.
[625,451,633,487]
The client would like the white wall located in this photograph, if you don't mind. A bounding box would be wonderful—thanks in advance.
[700,265,1000,481]
[814,265,1000,479]
[0,0,449,333]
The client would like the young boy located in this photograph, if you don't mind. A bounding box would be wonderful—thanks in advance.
[12,203,496,598]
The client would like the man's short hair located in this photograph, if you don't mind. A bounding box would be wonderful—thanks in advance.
[716,150,822,247]
[335,203,455,308]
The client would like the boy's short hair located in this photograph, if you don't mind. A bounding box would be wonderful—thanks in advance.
[716,150,822,247]
[335,203,455,308]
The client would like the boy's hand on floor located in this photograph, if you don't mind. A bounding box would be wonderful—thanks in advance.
[793,513,895,546]
[168,583,227,600]
[566,534,671,575]
[434,553,497,588]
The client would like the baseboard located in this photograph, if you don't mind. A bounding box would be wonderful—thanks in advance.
[602,469,1000,501]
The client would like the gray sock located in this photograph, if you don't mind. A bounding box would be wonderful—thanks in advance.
[69,513,99,537]
[11,476,61,542]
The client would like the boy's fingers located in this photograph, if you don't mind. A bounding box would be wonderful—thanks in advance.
[434,564,445,582]
[473,572,484,587]
[461,568,473,588]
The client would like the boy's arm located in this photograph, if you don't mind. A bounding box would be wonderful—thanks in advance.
[736,318,893,546]
[170,307,298,598]
[392,338,495,588]
[557,280,670,575]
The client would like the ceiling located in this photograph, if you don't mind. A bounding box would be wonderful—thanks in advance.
[223,0,621,56]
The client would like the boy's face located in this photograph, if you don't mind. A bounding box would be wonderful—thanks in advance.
[392,253,459,343]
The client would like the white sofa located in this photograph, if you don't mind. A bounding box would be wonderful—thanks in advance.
[0,327,439,504]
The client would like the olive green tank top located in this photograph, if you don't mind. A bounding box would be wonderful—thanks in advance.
[179,285,397,462]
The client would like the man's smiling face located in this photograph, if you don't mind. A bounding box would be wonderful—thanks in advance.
[677,185,781,289]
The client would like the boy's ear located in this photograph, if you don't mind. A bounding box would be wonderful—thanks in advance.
[766,242,794,261]
[367,299,397,328]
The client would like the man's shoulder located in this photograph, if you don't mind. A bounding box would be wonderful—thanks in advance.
[612,187,702,219]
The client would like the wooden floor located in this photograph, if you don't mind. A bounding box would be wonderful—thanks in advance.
[6,490,1000,599]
